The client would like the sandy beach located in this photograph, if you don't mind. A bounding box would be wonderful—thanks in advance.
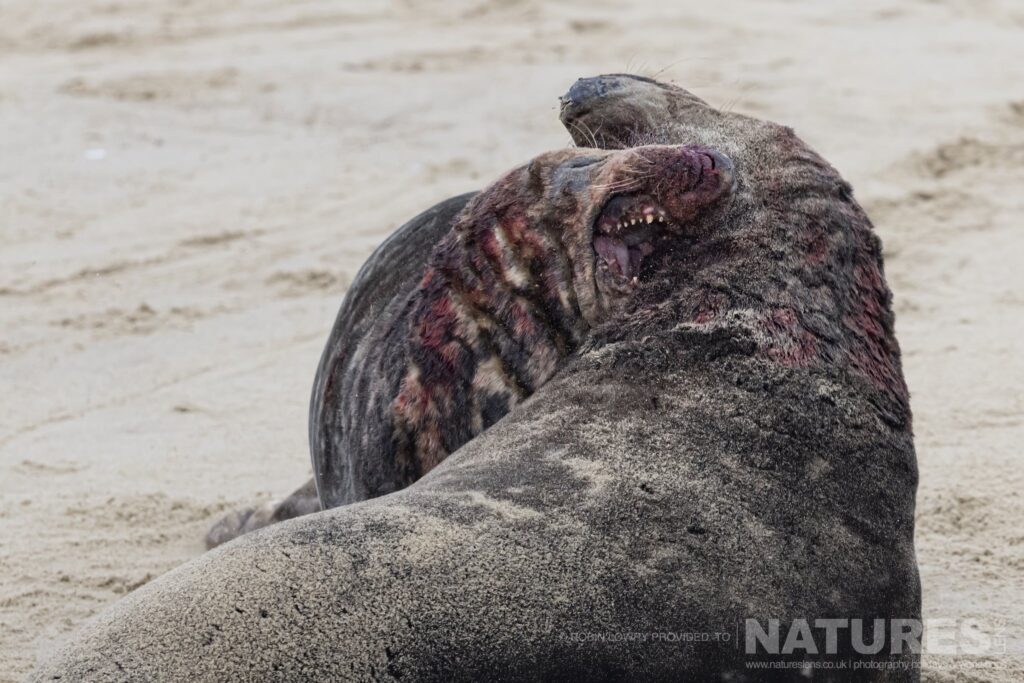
[1,0,1022,679]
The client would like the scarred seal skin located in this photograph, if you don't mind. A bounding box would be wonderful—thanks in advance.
[312,143,734,509]
[206,193,475,547]
[33,76,920,681]
[561,75,912,416]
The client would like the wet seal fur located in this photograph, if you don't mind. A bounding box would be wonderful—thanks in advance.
[34,76,920,681]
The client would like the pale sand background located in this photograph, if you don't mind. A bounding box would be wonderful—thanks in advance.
[1,0,1022,679]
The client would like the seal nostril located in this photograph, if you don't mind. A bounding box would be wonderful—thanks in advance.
[562,77,616,114]
[700,150,735,181]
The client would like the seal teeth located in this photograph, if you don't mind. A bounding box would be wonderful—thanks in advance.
[645,214,654,224]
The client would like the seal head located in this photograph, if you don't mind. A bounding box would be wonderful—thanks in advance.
[562,74,911,422]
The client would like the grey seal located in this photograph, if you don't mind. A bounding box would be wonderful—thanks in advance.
[36,75,919,681]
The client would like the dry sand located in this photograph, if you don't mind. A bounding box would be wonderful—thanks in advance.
[1,0,1022,680]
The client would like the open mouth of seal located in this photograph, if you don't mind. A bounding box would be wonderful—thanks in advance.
[591,149,734,290]
[592,194,677,286]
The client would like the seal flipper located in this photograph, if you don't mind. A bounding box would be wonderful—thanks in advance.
[204,478,320,549]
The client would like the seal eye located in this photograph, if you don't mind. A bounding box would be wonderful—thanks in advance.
[566,156,602,169]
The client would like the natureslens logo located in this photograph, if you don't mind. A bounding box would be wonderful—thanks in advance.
[744,618,1006,657]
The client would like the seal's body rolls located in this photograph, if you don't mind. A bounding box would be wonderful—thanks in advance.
[34,76,920,680]
[29,343,917,681]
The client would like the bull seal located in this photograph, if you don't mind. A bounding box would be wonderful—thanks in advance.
[34,76,919,681]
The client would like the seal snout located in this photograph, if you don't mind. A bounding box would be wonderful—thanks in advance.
[590,145,734,291]
[634,145,733,194]
[559,74,652,133]
[559,76,614,124]
[630,145,735,223]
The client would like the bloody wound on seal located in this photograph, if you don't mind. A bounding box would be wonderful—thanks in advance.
[386,144,734,487]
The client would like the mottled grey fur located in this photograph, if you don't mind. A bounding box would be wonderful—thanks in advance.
[206,194,475,548]
[308,193,476,506]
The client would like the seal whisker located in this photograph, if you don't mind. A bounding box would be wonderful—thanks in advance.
[566,119,599,149]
